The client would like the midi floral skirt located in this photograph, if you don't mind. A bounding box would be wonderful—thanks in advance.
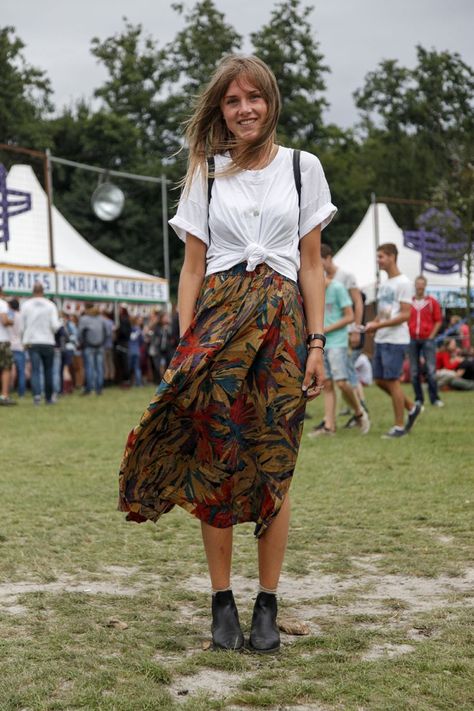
[118,263,308,538]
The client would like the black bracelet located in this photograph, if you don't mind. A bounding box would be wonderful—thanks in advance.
[308,345,324,352]
[307,332,326,347]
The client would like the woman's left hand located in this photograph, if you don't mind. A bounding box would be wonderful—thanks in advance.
[301,348,325,400]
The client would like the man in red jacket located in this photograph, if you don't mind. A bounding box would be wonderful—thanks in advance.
[409,275,443,406]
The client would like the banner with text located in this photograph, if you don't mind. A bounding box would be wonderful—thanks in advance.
[0,265,168,303]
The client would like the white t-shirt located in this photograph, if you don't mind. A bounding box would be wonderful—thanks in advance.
[0,299,10,343]
[169,146,337,282]
[374,274,413,345]
[334,267,357,292]
[20,297,60,346]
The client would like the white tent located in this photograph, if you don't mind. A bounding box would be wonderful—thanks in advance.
[1,164,168,303]
[334,203,469,306]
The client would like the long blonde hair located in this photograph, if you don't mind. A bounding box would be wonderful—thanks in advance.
[182,55,281,193]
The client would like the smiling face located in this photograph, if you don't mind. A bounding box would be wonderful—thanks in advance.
[220,76,269,144]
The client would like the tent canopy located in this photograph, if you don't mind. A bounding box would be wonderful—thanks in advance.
[334,203,468,306]
[1,164,168,303]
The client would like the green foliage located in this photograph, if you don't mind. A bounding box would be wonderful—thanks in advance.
[251,0,328,145]
[168,0,242,94]
[0,25,53,148]
[353,45,474,229]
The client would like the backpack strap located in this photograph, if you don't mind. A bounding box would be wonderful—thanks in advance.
[292,149,301,209]
[207,156,215,242]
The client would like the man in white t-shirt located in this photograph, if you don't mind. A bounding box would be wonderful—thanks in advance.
[365,243,421,438]
[20,282,60,405]
[0,286,17,405]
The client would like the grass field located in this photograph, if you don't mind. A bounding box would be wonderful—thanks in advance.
[1,384,473,711]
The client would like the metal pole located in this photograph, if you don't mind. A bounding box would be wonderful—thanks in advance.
[161,173,170,294]
[371,192,380,297]
[44,148,58,297]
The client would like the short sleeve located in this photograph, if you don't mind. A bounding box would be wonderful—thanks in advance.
[344,272,357,290]
[299,151,337,238]
[168,165,209,246]
[399,279,414,305]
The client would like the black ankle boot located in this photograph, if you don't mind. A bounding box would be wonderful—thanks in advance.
[211,590,244,651]
[248,592,280,653]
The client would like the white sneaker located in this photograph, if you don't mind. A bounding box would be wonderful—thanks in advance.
[354,409,370,434]
[433,400,445,407]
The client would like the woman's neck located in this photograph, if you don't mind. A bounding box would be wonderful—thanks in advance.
[231,142,278,170]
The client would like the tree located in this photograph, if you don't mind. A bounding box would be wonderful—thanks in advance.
[251,0,329,145]
[167,1,242,94]
[355,47,474,144]
[90,19,173,156]
[431,143,474,345]
[353,47,474,231]
[0,26,53,148]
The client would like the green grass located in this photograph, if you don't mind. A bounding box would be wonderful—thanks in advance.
[1,385,473,710]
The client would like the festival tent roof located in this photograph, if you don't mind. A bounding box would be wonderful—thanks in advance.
[1,164,168,303]
[333,203,468,305]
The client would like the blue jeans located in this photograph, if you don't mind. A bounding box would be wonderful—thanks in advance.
[83,347,104,393]
[128,353,142,386]
[29,344,54,402]
[409,338,439,404]
[12,350,26,396]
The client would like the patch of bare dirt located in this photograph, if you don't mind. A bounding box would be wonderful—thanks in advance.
[0,570,160,615]
[170,669,253,703]
[362,642,415,661]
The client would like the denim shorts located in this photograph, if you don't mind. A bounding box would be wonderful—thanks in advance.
[373,343,407,380]
[346,349,359,388]
[323,347,350,381]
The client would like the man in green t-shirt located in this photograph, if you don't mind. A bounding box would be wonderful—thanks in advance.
[308,276,370,436]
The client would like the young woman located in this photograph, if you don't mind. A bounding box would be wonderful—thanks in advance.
[118,55,336,653]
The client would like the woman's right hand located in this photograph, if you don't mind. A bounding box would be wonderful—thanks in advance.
[301,348,325,400]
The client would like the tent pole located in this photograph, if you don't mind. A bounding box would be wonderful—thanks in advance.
[161,174,170,300]
[371,192,380,297]
[44,149,58,298]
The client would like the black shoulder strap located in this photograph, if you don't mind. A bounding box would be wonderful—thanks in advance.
[207,156,215,242]
[292,149,301,208]
[207,156,215,205]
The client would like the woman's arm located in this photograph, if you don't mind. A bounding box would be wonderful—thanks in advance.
[177,233,207,337]
[298,225,325,400]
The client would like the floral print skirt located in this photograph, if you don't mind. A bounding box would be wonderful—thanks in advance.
[118,263,308,538]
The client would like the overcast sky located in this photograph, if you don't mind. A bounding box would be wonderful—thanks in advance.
[3,0,473,129]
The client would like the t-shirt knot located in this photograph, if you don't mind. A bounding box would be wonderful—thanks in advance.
[244,242,268,272]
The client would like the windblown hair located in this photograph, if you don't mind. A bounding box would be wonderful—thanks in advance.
[182,55,281,193]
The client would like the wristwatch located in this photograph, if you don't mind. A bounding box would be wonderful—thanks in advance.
[306,332,326,347]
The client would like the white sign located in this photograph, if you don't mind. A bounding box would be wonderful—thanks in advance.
[0,265,168,303]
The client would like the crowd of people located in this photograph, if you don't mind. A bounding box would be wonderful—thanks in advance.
[0,283,179,405]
